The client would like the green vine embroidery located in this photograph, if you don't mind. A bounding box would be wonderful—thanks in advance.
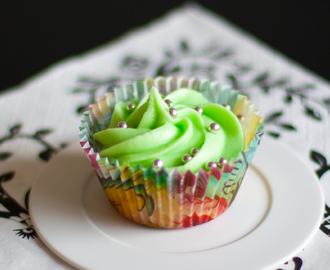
[0,124,67,162]
[72,40,329,124]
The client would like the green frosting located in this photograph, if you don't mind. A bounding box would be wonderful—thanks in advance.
[93,87,244,173]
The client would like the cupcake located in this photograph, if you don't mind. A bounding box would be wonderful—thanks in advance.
[79,77,263,228]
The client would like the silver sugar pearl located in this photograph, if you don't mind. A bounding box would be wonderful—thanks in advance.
[117,121,128,128]
[222,104,231,110]
[164,99,173,107]
[218,157,227,168]
[153,159,163,168]
[207,162,217,170]
[169,107,178,117]
[237,115,245,122]
[127,103,136,110]
[208,122,220,133]
[191,147,199,156]
[182,154,192,163]
[194,106,203,114]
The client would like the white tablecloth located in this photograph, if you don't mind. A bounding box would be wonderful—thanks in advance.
[0,4,329,270]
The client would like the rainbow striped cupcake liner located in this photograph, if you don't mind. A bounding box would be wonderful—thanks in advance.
[79,77,264,228]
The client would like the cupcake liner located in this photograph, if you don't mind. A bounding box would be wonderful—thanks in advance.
[79,76,264,228]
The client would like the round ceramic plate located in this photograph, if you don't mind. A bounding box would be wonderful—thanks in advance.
[29,136,324,270]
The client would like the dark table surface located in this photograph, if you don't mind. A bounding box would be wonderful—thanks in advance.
[1,1,329,92]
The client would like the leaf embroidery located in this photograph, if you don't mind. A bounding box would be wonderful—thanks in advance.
[264,111,283,123]
[0,152,12,161]
[320,204,330,237]
[277,123,297,131]
[267,132,280,139]
[277,256,303,270]
[304,105,322,121]
[180,40,189,52]
[0,171,15,183]
[9,124,22,136]
[34,129,53,138]
[310,150,330,178]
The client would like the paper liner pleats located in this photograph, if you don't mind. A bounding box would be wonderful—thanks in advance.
[79,77,264,228]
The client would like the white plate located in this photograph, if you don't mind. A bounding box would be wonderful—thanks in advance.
[30,136,324,270]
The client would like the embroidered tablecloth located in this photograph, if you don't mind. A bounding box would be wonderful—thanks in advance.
[0,5,329,270]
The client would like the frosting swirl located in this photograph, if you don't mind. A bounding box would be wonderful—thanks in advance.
[93,87,244,173]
